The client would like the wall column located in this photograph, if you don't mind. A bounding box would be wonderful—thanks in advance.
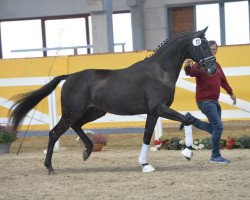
[0,25,2,58]
[87,0,114,53]
[127,0,145,50]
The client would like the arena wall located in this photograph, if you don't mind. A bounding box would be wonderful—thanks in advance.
[0,45,249,131]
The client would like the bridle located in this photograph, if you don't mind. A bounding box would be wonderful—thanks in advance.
[192,38,216,75]
[198,55,216,70]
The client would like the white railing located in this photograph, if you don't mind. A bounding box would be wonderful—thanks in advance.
[11,43,126,55]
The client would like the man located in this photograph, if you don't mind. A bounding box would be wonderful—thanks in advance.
[183,40,236,163]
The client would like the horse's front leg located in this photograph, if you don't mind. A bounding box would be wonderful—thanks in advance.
[157,104,194,125]
[139,114,158,173]
[181,125,194,160]
[156,105,195,160]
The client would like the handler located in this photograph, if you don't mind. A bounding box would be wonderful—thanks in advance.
[182,40,236,163]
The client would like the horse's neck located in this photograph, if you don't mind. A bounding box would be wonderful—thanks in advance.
[154,41,187,83]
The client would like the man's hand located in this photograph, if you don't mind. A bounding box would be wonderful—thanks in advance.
[184,59,193,76]
[230,94,236,105]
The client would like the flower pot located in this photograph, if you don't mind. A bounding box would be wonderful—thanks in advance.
[0,143,11,155]
[92,143,104,152]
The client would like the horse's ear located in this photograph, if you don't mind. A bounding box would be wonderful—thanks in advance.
[195,26,208,37]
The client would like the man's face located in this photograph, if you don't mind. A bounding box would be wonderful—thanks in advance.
[210,44,217,56]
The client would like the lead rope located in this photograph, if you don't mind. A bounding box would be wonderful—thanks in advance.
[16,50,59,155]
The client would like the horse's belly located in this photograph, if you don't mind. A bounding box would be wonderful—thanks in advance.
[95,95,148,115]
[108,106,146,115]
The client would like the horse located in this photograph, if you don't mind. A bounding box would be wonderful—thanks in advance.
[8,27,217,174]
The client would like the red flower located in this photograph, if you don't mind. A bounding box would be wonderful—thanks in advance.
[226,136,236,150]
[154,139,162,145]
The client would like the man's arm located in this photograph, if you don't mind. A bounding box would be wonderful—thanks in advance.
[219,64,237,105]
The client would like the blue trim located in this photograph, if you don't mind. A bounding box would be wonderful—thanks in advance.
[17,127,144,137]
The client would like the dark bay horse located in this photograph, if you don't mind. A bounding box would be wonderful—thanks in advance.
[9,27,216,174]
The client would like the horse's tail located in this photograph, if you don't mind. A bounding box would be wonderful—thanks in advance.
[8,75,69,133]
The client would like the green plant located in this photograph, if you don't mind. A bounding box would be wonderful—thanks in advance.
[200,137,211,149]
[157,135,250,151]
[0,125,16,144]
[235,135,250,149]
[220,139,227,149]
[165,137,184,150]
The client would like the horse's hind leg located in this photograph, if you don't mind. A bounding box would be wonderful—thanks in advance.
[139,114,158,172]
[44,118,69,175]
[72,127,93,161]
[72,108,106,161]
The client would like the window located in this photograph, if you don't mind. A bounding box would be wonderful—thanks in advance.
[113,13,133,52]
[45,18,88,56]
[196,4,221,44]
[1,20,43,58]
[225,1,249,45]
[170,7,195,35]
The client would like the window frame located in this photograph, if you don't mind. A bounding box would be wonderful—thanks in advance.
[167,0,250,46]
[0,11,131,58]
[0,14,91,58]
[0,19,44,59]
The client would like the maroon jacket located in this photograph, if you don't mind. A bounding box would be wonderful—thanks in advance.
[185,62,233,102]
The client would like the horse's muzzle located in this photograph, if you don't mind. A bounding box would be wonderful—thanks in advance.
[207,67,216,76]
[199,56,217,75]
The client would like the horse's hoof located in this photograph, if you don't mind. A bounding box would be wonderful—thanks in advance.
[48,171,56,175]
[179,123,184,130]
[185,156,191,161]
[181,148,193,161]
[142,164,155,173]
[48,168,56,175]
[83,151,90,161]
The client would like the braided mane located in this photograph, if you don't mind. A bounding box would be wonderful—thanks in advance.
[145,30,194,59]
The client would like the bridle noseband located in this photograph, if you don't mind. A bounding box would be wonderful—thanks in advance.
[198,55,216,70]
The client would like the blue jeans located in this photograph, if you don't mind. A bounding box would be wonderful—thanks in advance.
[193,100,223,158]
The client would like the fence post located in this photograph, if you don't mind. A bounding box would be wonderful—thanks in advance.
[154,117,163,140]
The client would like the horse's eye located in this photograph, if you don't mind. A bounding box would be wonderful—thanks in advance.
[202,42,208,48]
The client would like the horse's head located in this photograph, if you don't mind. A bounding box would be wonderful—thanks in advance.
[186,27,217,75]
